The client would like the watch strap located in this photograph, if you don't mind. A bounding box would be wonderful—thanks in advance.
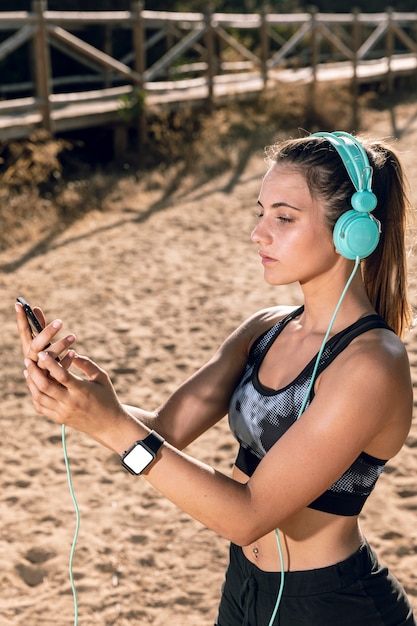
[140,430,165,455]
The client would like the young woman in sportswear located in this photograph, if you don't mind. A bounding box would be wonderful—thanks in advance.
[16,132,416,625]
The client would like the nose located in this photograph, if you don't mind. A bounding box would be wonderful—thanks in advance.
[251,225,260,244]
[251,217,271,245]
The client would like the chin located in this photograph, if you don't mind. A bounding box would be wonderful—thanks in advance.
[264,275,295,287]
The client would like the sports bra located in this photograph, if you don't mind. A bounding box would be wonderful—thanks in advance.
[228,306,394,516]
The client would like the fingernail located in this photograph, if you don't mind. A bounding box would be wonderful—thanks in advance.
[24,358,30,368]
[38,351,46,361]
[23,369,28,379]
[52,319,62,329]
[67,334,76,343]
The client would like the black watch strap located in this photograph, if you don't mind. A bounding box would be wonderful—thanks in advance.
[141,430,164,454]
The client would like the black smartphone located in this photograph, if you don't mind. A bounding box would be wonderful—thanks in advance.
[17,297,62,361]
[16,296,44,337]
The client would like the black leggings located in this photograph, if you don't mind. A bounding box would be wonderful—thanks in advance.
[215,542,416,626]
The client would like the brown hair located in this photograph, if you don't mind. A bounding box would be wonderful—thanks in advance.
[266,134,413,338]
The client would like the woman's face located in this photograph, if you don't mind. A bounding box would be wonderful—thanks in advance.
[252,164,337,287]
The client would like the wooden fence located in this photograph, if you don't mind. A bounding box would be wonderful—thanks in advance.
[0,1,416,153]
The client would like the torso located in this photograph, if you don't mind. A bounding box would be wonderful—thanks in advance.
[228,305,411,572]
[233,464,364,572]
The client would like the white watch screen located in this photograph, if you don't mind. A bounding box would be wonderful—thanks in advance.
[124,445,154,474]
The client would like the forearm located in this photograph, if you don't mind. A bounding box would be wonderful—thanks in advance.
[21,349,260,544]
[122,404,158,430]
[121,422,255,545]
[121,404,202,450]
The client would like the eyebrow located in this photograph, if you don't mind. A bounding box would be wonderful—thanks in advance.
[257,200,302,211]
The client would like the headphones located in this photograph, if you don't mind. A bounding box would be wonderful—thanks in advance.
[312,131,381,260]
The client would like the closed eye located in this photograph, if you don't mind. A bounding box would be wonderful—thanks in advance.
[255,212,294,223]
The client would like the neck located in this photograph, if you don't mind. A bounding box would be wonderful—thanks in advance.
[298,260,375,335]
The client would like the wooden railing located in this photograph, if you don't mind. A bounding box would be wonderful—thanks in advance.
[0,1,416,148]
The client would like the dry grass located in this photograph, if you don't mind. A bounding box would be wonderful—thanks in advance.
[0,80,413,252]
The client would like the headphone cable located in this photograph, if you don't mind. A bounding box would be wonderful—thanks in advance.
[62,424,80,626]
[267,256,361,625]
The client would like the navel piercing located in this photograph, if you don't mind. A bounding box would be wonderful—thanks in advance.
[253,547,259,557]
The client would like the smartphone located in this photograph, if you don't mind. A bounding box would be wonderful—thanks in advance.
[16,296,44,337]
[17,296,61,361]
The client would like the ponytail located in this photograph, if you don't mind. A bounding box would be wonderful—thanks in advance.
[361,139,413,338]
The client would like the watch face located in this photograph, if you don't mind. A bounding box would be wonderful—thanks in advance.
[123,445,154,475]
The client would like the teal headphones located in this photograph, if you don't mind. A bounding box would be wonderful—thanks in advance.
[312,131,381,260]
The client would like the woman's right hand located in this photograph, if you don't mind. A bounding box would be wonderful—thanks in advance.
[22,349,136,453]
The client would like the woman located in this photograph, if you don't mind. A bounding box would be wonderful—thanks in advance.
[16,132,416,625]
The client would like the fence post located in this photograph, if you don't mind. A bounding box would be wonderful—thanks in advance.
[414,10,417,84]
[132,0,146,150]
[309,6,318,120]
[351,8,360,130]
[260,4,269,89]
[33,0,52,134]
[204,5,215,109]
[385,7,394,93]
[103,24,113,89]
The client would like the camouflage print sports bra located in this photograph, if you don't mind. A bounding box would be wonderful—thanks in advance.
[228,306,393,516]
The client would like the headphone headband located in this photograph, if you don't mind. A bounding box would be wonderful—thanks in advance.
[313,131,373,194]
[311,131,380,259]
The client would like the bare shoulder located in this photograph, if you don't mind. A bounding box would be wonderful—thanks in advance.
[337,326,411,400]
[249,304,301,326]
[236,304,301,348]
[319,326,413,458]
[349,325,410,375]
[213,305,301,370]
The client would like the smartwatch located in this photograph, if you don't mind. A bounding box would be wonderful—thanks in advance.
[121,431,165,475]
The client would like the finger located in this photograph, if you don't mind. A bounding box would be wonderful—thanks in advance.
[40,333,76,364]
[34,320,64,354]
[15,303,58,361]
[23,362,66,423]
[36,351,77,387]
[15,302,35,356]
[33,307,46,328]
[71,353,109,383]
[16,309,64,362]
[59,349,76,370]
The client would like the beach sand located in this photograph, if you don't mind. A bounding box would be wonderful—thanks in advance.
[1,102,417,624]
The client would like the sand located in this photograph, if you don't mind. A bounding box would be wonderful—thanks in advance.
[1,102,417,625]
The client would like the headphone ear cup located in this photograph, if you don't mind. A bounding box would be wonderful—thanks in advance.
[333,210,380,260]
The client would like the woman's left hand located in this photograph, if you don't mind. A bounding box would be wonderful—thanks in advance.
[15,302,76,369]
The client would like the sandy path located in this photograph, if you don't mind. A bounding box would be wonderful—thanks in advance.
[1,101,417,624]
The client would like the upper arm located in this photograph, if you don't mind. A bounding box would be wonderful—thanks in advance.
[151,308,286,449]
[245,333,413,537]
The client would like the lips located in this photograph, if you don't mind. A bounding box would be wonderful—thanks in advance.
[259,251,276,264]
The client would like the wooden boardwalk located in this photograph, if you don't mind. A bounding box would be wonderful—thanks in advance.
[0,3,416,144]
[1,55,415,142]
